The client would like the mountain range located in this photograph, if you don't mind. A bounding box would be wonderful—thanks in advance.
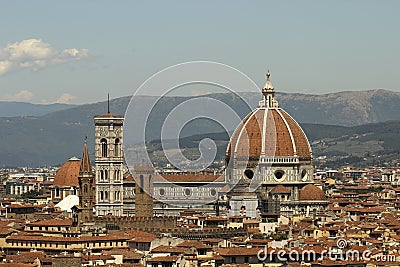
[146,120,400,169]
[1,89,400,167]
[0,101,75,117]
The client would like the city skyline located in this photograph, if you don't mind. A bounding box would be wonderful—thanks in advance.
[0,1,399,104]
[1,2,400,267]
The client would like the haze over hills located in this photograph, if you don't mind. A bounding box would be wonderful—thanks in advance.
[0,101,76,117]
[1,89,400,166]
[145,120,400,169]
[278,89,400,126]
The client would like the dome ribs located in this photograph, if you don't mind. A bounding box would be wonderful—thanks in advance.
[235,109,263,158]
[226,107,312,163]
[271,109,294,157]
[280,110,312,159]
[53,159,81,187]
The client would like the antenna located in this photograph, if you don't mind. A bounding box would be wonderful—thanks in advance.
[107,93,110,114]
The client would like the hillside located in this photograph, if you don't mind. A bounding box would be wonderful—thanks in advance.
[0,101,76,117]
[146,121,400,168]
[278,89,400,126]
[1,89,400,166]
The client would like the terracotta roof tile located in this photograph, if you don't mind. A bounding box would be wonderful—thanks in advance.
[27,219,72,227]
[7,233,128,242]
[95,113,123,118]
[177,240,211,249]
[6,251,48,263]
[125,230,155,242]
[270,185,291,194]
[299,184,327,201]
[226,108,312,161]
[53,158,81,187]
[0,264,36,267]
[151,245,186,254]
[104,249,144,260]
[147,256,178,262]
[218,247,260,256]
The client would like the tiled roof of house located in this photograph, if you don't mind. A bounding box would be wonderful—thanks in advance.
[177,240,211,249]
[147,256,178,262]
[218,247,261,256]
[27,219,72,227]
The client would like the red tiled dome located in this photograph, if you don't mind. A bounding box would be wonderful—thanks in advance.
[53,157,81,187]
[299,184,326,201]
[226,108,312,162]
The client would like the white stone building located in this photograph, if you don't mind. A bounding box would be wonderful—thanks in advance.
[94,111,125,216]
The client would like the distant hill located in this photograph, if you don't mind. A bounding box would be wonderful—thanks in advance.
[1,89,400,166]
[147,121,400,168]
[278,89,400,126]
[0,101,76,117]
[303,121,400,167]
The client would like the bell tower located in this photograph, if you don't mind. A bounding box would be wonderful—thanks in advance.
[94,96,124,216]
[78,140,95,222]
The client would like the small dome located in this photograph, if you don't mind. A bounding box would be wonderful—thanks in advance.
[270,185,291,194]
[53,158,81,187]
[299,184,326,201]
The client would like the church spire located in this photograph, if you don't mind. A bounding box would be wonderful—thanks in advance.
[78,137,95,223]
[260,69,279,108]
[79,138,92,174]
[107,93,110,114]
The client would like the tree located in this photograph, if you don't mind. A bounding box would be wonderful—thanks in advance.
[21,190,41,199]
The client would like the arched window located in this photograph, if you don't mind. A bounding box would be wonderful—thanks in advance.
[104,170,108,181]
[114,138,120,157]
[139,175,144,193]
[84,184,88,194]
[100,191,104,201]
[101,138,107,157]
[104,191,108,200]
[100,170,104,181]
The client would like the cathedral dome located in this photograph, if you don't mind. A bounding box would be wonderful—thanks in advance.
[299,184,326,201]
[226,71,311,164]
[53,157,81,187]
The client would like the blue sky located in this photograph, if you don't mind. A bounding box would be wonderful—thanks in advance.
[0,1,399,104]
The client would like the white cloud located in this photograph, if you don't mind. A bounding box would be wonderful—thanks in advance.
[1,90,78,104]
[53,48,89,64]
[0,60,13,75]
[56,93,76,104]
[19,59,47,71]
[0,39,89,75]
[3,39,56,60]
[15,90,34,101]
[2,90,34,102]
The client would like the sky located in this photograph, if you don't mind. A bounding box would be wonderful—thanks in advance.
[0,1,399,104]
